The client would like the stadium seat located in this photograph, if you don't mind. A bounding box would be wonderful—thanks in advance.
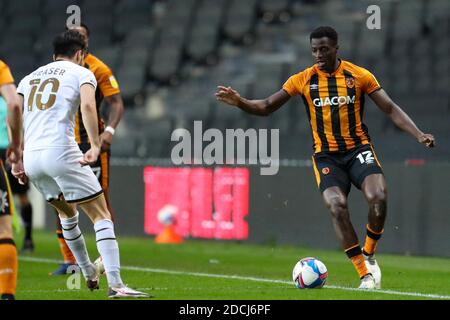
[34,32,59,61]
[426,0,450,22]
[186,27,219,63]
[432,33,449,59]
[392,0,425,40]
[116,46,149,99]
[120,107,147,129]
[353,0,395,60]
[41,0,83,16]
[123,27,156,51]
[6,0,41,15]
[0,34,34,56]
[355,27,386,61]
[148,44,182,83]
[41,11,68,35]
[93,46,122,71]
[117,0,153,9]
[110,132,141,158]
[259,0,291,23]
[114,0,153,38]
[82,14,114,49]
[115,137,140,158]
[140,119,173,158]
[8,14,42,36]
[255,22,294,53]
[116,64,146,100]
[122,47,148,66]
[82,0,116,13]
[164,0,197,20]
[5,54,36,81]
[224,0,259,43]
[249,59,284,92]
[186,0,225,63]
[260,0,290,14]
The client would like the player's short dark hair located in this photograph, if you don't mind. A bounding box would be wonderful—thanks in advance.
[310,26,338,45]
[53,30,86,58]
[79,23,90,37]
[65,22,90,37]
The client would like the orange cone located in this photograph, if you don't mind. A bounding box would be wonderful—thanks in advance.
[155,225,184,244]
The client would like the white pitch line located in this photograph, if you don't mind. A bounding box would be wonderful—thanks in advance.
[19,288,166,293]
[19,256,450,300]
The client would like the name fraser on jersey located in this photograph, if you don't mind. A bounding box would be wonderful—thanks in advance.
[313,95,355,107]
[32,67,66,77]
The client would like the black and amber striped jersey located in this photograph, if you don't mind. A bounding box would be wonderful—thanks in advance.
[283,60,381,154]
[75,53,120,145]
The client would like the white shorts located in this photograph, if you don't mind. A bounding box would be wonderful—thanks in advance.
[24,147,103,203]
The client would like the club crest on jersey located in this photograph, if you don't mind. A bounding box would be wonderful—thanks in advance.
[310,84,319,90]
[109,76,119,89]
[322,167,330,175]
[346,77,355,88]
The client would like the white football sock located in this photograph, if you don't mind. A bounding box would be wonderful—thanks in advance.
[60,212,95,279]
[94,219,123,287]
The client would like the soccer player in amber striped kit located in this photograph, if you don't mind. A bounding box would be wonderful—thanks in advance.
[216,26,435,289]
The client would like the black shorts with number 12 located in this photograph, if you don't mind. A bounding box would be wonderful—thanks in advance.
[312,143,383,195]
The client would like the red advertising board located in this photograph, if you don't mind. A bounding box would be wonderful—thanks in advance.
[144,167,249,240]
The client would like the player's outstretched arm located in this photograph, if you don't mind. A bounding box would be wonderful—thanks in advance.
[80,83,101,165]
[370,89,435,148]
[215,86,291,116]
[100,93,124,152]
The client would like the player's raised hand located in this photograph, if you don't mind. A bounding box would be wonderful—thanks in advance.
[418,133,435,148]
[215,86,241,106]
[80,145,100,166]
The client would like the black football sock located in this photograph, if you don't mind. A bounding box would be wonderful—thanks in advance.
[21,204,33,241]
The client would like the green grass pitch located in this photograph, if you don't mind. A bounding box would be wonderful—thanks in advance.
[15,231,450,300]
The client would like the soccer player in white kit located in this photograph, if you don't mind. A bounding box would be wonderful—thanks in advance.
[12,30,148,298]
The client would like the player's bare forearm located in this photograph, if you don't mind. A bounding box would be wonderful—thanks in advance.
[216,86,290,116]
[236,97,273,116]
[388,105,435,147]
[81,103,100,147]
[370,89,435,147]
[387,105,422,138]
[7,106,22,146]
[104,94,124,128]
[80,84,100,148]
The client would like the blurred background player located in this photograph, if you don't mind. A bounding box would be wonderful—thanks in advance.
[216,26,435,290]
[0,102,34,253]
[13,30,147,298]
[0,59,23,300]
[50,23,124,276]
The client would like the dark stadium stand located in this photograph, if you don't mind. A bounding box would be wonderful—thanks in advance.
[0,0,448,161]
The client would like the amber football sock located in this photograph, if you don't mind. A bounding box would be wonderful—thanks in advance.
[363,224,384,256]
[0,238,18,296]
[56,230,76,264]
[345,244,370,279]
